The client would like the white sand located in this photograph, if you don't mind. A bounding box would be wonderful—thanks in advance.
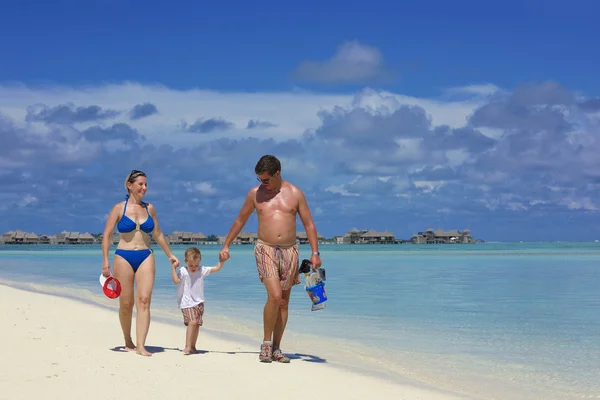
[0,284,468,400]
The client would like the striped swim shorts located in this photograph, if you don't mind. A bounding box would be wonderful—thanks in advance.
[181,303,204,326]
[254,240,300,291]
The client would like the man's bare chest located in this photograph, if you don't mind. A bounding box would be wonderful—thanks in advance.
[255,192,298,215]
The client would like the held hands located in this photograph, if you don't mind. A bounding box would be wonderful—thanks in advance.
[219,247,230,262]
[101,261,111,277]
[310,253,322,269]
[169,255,180,268]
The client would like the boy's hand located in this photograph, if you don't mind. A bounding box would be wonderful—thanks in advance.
[219,247,230,261]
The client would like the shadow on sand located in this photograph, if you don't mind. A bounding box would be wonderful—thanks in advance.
[287,353,327,363]
[109,346,326,362]
[109,345,179,354]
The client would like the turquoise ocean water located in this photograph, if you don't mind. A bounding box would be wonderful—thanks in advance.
[0,243,599,399]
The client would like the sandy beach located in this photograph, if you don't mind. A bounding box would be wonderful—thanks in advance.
[0,284,469,400]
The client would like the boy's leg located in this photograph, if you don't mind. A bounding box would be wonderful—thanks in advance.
[190,304,204,352]
[190,325,200,353]
[184,323,195,355]
[181,307,194,354]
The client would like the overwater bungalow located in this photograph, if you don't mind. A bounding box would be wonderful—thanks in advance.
[411,228,475,244]
[167,231,208,245]
[295,231,325,244]
[2,230,27,244]
[334,228,396,244]
[51,231,96,245]
[1,230,51,244]
[233,232,258,245]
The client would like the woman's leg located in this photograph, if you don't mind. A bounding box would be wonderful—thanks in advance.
[113,254,136,350]
[134,253,156,356]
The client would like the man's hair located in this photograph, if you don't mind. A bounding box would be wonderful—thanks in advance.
[184,247,201,261]
[255,155,281,176]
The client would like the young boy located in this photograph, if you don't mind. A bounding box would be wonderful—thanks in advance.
[172,247,225,355]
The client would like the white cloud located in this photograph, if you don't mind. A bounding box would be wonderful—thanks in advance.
[561,197,597,211]
[529,200,548,206]
[0,82,485,151]
[292,41,395,84]
[326,186,359,197]
[394,138,425,163]
[507,202,528,211]
[443,83,501,98]
[216,197,246,212]
[445,149,470,166]
[21,194,39,208]
[183,181,217,196]
[1,80,600,240]
[413,180,445,193]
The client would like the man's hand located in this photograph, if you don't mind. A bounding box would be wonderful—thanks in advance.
[219,247,231,262]
[310,253,322,269]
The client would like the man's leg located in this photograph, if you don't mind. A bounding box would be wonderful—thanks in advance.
[270,244,298,363]
[262,278,282,341]
[270,287,292,363]
[260,278,282,362]
[272,288,292,349]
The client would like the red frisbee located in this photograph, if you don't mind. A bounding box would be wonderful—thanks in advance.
[99,274,122,299]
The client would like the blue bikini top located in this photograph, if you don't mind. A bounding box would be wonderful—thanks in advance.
[117,195,155,234]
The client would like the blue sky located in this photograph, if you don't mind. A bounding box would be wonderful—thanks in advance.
[1,0,600,241]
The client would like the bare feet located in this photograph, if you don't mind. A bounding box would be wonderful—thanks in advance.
[125,338,136,352]
[136,347,152,357]
[182,347,192,355]
[191,346,197,354]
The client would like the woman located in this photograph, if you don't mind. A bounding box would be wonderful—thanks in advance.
[101,169,180,356]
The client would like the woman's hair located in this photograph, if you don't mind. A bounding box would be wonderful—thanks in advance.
[124,170,146,195]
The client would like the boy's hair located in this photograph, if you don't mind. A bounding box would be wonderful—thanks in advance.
[255,155,281,176]
[184,247,201,261]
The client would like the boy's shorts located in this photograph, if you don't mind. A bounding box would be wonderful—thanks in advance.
[181,303,204,326]
[254,240,300,291]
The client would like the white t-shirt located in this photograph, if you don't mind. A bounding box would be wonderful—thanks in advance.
[176,266,213,309]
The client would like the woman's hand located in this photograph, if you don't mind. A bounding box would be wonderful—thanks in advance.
[169,255,180,268]
[101,261,111,277]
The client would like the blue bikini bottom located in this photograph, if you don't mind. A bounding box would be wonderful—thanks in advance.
[115,249,153,273]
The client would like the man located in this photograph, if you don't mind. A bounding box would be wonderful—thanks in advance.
[219,155,322,363]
